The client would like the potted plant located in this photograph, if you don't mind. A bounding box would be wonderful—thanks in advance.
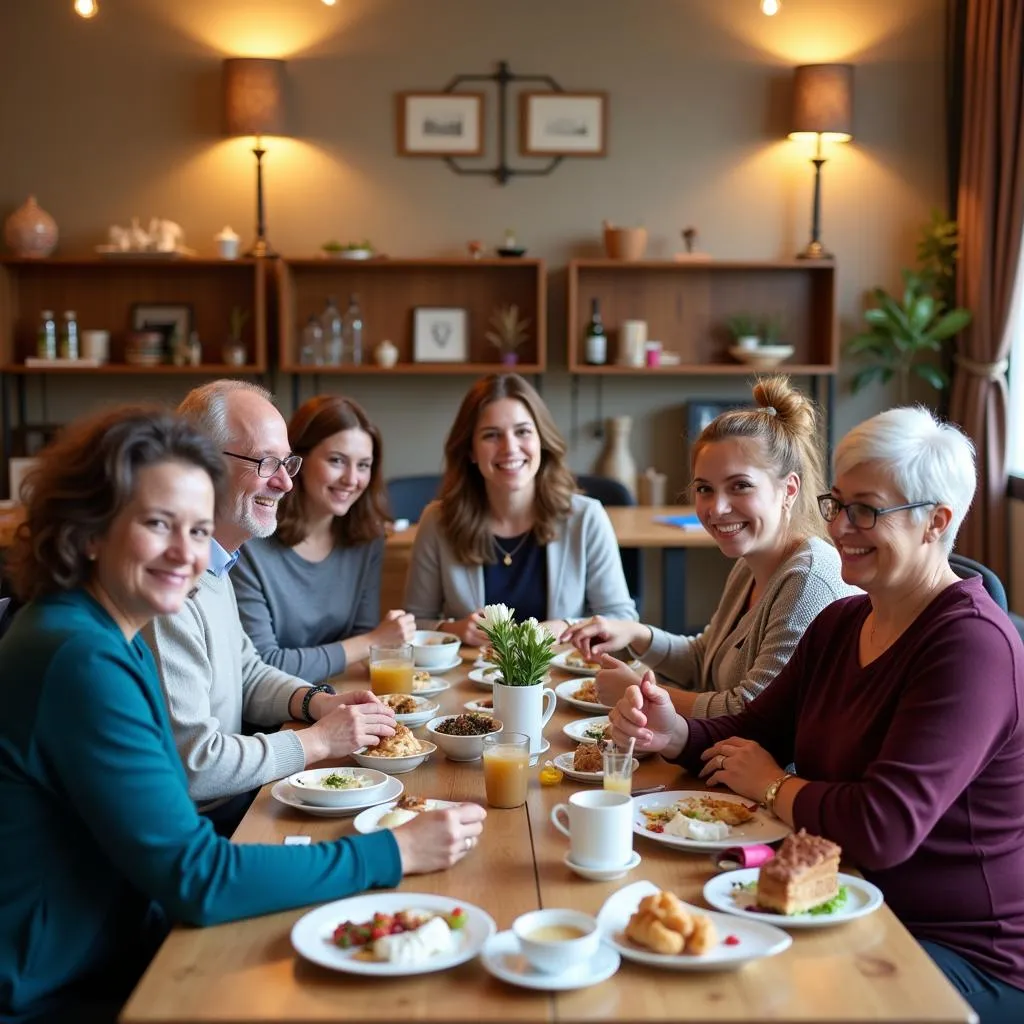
[485,303,531,366]
[726,314,761,351]
[223,306,250,367]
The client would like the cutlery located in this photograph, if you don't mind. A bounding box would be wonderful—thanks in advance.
[630,784,665,797]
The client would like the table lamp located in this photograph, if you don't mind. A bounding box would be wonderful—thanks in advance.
[788,63,853,260]
[222,58,287,258]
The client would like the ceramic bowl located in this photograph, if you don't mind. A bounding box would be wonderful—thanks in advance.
[286,767,390,808]
[512,908,601,974]
[424,715,503,761]
[728,344,795,370]
[412,629,461,669]
[351,740,437,775]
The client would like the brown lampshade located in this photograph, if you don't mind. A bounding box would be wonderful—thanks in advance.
[788,64,853,142]
[222,58,287,137]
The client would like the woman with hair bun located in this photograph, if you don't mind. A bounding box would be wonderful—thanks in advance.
[563,375,857,716]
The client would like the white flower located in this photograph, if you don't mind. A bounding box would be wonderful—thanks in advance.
[523,618,552,645]
[480,604,514,631]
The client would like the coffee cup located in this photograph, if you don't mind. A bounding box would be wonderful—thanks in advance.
[551,789,633,869]
[81,329,110,363]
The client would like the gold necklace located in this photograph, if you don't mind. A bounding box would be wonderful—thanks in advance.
[493,531,531,566]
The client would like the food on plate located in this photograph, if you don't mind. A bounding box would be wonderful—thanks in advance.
[641,795,756,835]
[665,815,731,842]
[583,721,612,742]
[376,794,434,829]
[572,742,605,773]
[317,771,368,791]
[381,694,419,714]
[482,666,503,680]
[573,679,600,703]
[624,890,717,956]
[367,723,423,758]
[565,650,602,671]
[434,713,500,736]
[422,634,459,646]
[331,907,467,964]
[756,829,841,914]
[479,644,496,662]
[474,698,493,709]
[412,671,433,690]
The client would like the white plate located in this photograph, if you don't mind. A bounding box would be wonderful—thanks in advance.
[351,740,437,774]
[414,656,463,673]
[270,774,403,817]
[553,751,639,784]
[633,791,791,851]
[464,698,494,714]
[563,716,611,745]
[555,680,611,713]
[352,798,461,834]
[412,677,451,698]
[480,929,621,991]
[467,667,503,688]
[551,650,604,676]
[473,658,498,670]
[565,850,641,882]
[703,869,884,928]
[291,892,495,976]
[597,880,792,970]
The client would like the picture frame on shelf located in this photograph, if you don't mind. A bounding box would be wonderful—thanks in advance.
[519,92,607,157]
[131,303,193,357]
[686,399,755,467]
[413,307,469,363]
[397,92,485,156]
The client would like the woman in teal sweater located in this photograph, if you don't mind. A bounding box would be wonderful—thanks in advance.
[0,406,485,1024]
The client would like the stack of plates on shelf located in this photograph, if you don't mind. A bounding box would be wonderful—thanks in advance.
[125,331,165,366]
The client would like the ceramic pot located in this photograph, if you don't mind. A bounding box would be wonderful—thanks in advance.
[491,681,556,760]
[501,351,519,366]
[375,339,398,368]
[602,221,647,261]
[5,195,58,258]
[595,415,638,497]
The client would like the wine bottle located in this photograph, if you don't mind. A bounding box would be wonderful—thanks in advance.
[584,298,607,365]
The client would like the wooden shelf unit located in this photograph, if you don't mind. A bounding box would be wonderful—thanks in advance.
[0,257,269,372]
[566,259,837,374]
[277,258,547,374]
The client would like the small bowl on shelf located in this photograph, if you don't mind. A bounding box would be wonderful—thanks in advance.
[497,246,527,258]
[728,344,795,370]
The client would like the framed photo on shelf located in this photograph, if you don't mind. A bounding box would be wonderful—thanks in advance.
[397,92,485,156]
[413,307,468,363]
[131,303,192,353]
[519,92,607,157]
[686,399,755,466]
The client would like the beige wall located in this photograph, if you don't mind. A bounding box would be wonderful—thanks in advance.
[0,0,949,619]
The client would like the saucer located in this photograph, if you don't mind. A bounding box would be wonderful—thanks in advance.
[529,738,550,766]
[479,930,620,991]
[564,850,641,881]
[415,656,462,673]
[270,775,403,817]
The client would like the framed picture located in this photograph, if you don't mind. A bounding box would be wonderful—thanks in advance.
[686,399,755,467]
[131,303,192,352]
[397,92,485,156]
[413,307,468,363]
[519,92,607,157]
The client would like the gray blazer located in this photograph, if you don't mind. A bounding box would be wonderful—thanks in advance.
[404,494,638,626]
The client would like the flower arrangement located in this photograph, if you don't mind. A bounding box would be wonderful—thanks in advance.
[478,604,556,687]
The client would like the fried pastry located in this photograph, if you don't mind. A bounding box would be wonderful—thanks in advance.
[566,650,601,671]
[381,694,418,714]
[396,794,430,812]
[573,679,600,703]
[625,890,717,956]
[370,723,423,758]
[572,742,604,773]
[412,671,432,689]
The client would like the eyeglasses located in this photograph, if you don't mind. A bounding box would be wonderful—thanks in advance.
[222,451,303,479]
[817,494,937,530]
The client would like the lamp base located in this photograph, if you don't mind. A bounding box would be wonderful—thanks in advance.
[245,237,276,259]
[796,240,833,260]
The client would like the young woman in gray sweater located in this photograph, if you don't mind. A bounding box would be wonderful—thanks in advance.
[562,375,856,717]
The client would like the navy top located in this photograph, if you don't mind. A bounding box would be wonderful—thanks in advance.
[483,531,547,623]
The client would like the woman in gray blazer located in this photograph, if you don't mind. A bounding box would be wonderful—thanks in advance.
[404,374,637,644]
[563,376,856,717]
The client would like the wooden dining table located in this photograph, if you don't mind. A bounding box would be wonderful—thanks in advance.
[120,652,975,1024]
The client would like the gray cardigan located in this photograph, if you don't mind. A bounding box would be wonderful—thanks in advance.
[231,536,384,682]
[404,494,638,625]
[644,536,857,717]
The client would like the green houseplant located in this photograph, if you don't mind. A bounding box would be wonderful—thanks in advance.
[478,604,555,687]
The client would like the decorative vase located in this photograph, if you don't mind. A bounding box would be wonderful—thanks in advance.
[222,340,247,366]
[595,415,638,497]
[501,351,519,366]
[374,339,398,368]
[491,680,556,763]
[4,195,58,258]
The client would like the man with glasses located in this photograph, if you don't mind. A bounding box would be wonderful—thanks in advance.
[144,381,396,835]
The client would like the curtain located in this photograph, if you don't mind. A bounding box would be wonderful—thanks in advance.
[947,0,1024,580]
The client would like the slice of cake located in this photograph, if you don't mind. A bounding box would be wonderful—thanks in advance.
[756,829,841,914]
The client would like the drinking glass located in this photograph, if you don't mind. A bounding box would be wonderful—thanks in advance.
[482,731,530,808]
[369,643,414,695]
[602,748,634,795]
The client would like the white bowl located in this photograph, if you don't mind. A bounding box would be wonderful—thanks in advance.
[286,767,390,808]
[351,740,437,774]
[728,344,795,370]
[378,694,440,727]
[512,908,601,974]
[424,714,503,761]
[412,630,462,669]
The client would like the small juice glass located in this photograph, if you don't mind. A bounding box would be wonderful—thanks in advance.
[602,748,634,795]
[369,643,414,695]
[482,732,530,808]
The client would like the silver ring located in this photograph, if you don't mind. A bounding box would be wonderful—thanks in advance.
[464,836,476,851]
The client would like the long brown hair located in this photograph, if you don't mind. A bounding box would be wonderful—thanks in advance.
[691,375,828,542]
[275,395,389,548]
[439,374,576,565]
[7,406,226,601]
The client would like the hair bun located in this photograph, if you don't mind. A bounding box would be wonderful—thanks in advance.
[752,375,816,434]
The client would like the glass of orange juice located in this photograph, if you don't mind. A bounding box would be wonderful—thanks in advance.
[369,643,414,695]
[482,732,530,808]
[602,749,634,795]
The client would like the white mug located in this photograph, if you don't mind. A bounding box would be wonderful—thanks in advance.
[551,789,634,869]
[491,681,556,760]
[80,329,110,363]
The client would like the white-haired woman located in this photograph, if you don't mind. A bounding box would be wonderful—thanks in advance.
[609,407,1024,1022]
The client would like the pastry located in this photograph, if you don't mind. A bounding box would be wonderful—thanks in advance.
[573,679,600,703]
[624,890,717,956]
[412,671,432,689]
[381,694,418,714]
[756,829,841,914]
[368,723,423,758]
[572,742,604,773]
[566,650,601,671]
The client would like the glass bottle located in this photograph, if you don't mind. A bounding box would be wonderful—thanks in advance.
[342,293,364,365]
[300,314,324,366]
[37,310,57,360]
[59,311,79,360]
[320,296,343,366]
[584,298,607,365]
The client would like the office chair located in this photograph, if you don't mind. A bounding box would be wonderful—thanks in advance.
[948,552,1024,642]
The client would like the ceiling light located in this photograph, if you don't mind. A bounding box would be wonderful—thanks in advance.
[761,0,781,14]
[322,0,338,6]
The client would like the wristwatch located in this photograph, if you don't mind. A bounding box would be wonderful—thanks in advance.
[300,683,336,724]
[762,772,795,816]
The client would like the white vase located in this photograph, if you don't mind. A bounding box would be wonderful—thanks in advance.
[491,681,556,761]
[595,415,637,497]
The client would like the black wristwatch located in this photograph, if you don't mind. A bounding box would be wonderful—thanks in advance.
[300,683,336,724]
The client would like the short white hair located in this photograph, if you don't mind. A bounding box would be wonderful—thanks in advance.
[833,406,976,553]
[177,380,274,449]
